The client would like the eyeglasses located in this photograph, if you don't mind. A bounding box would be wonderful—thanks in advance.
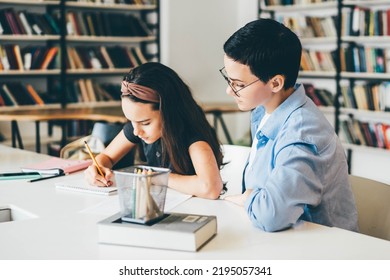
[219,67,260,97]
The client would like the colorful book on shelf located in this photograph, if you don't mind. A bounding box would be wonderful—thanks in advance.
[40,46,59,70]
[5,82,36,106]
[18,11,33,35]
[43,13,60,34]
[1,84,18,106]
[0,10,12,35]
[0,92,5,106]
[21,157,92,175]
[4,9,22,35]
[25,84,45,105]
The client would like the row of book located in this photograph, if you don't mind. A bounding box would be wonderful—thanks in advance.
[65,79,121,103]
[0,80,121,107]
[263,0,335,6]
[0,8,59,36]
[300,49,336,72]
[303,83,334,107]
[0,45,58,71]
[340,118,390,150]
[0,82,47,106]
[67,0,157,4]
[341,82,390,112]
[300,47,390,73]
[277,15,337,38]
[343,7,390,37]
[66,11,151,37]
[340,46,389,73]
[0,44,147,71]
[66,46,147,70]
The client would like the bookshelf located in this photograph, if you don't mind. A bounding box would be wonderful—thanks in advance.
[259,0,390,177]
[0,0,159,150]
[0,0,159,110]
[338,0,390,158]
[0,0,62,110]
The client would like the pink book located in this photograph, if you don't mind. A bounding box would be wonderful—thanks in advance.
[21,157,92,175]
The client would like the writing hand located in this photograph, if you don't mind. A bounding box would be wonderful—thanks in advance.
[84,165,113,187]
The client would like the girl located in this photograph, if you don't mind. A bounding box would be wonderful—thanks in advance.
[85,62,223,199]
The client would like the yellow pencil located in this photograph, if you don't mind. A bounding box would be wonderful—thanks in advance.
[84,141,107,185]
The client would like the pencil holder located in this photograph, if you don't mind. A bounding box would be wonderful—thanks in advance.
[114,165,170,224]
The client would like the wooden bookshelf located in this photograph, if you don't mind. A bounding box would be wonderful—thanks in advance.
[0,0,160,109]
[0,0,160,151]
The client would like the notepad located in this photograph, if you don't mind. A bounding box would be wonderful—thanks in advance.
[55,179,117,196]
[21,157,92,175]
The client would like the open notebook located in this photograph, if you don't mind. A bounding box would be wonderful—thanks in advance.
[55,178,117,195]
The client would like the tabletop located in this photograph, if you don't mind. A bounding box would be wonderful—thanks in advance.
[0,144,389,260]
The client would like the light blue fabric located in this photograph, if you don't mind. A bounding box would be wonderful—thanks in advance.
[243,84,359,232]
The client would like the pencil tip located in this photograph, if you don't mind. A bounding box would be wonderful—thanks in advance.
[84,141,88,144]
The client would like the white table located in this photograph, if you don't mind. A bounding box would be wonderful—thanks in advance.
[0,144,389,260]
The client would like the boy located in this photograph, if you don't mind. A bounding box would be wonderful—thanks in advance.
[221,18,358,232]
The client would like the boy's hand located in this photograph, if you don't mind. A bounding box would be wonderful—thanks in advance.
[224,189,253,206]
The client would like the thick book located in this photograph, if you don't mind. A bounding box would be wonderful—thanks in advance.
[25,84,45,105]
[55,179,117,196]
[98,212,217,252]
[21,157,92,175]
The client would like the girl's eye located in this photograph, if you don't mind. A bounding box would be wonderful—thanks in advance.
[142,122,151,126]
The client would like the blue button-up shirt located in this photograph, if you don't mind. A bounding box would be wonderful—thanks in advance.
[243,84,359,232]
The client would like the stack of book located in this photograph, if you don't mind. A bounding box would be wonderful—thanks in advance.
[0,45,59,71]
[300,49,336,72]
[66,46,147,70]
[66,11,151,37]
[0,8,59,35]
[0,82,47,107]
[304,83,334,107]
[66,80,121,103]
[340,119,390,150]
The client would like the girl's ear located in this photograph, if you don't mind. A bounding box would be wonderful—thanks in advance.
[270,75,285,93]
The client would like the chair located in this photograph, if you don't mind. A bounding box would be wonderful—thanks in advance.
[349,175,390,241]
[60,122,135,169]
[220,144,251,195]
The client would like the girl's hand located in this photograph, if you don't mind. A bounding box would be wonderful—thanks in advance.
[84,165,114,187]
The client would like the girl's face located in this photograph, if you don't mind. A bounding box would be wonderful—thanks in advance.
[122,98,162,144]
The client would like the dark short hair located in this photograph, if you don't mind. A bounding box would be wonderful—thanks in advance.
[223,18,302,89]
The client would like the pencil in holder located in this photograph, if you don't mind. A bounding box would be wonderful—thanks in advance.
[114,165,170,224]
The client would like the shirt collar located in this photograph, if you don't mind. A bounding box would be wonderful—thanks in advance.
[252,84,307,140]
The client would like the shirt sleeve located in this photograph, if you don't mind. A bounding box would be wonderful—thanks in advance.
[123,122,141,144]
[244,141,324,232]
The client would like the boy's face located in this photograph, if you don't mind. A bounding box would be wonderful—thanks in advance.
[121,98,162,144]
[223,55,275,112]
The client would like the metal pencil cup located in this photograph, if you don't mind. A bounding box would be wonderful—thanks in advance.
[114,166,170,224]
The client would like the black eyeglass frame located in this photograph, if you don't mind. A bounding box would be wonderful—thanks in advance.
[219,67,260,97]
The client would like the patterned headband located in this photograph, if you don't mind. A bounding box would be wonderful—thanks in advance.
[121,81,160,103]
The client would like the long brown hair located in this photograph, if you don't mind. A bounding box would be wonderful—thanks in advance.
[122,62,223,174]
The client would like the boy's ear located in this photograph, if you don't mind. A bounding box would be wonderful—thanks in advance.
[270,75,285,93]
